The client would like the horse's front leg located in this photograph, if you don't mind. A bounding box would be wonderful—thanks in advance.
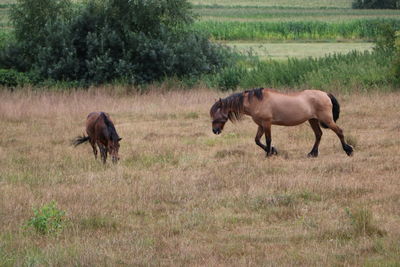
[258,123,277,157]
[255,126,267,151]
[99,144,107,164]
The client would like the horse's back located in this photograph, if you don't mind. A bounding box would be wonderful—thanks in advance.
[85,112,110,138]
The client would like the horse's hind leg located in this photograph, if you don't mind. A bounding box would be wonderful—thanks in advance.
[308,119,322,157]
[90,139,98,160]
[323,121,353,156]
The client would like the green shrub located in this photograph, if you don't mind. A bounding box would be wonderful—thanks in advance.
[0,69,28,87]
[352,0,400,9]
[393,31,400,86]
[210,49,394,92]
[1,0,232,86]
[217,65,247,91]
[26,201,66,235]
[374,23,398,52]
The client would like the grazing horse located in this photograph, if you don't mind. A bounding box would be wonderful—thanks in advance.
[210,88,353,157]
[73,112,122,164]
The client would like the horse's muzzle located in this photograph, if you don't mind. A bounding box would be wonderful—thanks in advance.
[213,128,221,135]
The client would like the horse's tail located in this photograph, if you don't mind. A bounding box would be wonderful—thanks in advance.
[72,135,89,147]
[320,93,340,129]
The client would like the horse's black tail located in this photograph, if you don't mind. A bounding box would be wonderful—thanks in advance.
[72,135,89,147]
[320,93,340,129]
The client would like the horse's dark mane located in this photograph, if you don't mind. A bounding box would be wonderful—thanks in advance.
[210,88,264,122]
[100,112,120,142]
[245,87,264,101]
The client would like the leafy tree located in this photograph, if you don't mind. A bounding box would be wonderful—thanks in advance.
[352,0,400,9]
[0,0,231,86]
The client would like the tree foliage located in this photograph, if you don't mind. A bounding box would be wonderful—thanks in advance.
[352,0,400,9]
[0,0,231,86]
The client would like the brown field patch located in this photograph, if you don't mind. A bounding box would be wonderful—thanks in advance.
[0,89,399,265]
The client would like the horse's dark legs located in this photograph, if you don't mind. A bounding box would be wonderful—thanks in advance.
[308,119,322,157]
[263,123,277,157]
[325,121,353,156]
[255,126,267,151]
[90,139,98,160]
[99,145,107,164]
[255,125,277,156]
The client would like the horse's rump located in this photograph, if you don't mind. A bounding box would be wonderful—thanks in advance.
[320,93,340,128]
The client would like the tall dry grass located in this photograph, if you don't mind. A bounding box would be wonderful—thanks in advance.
[0,88,399,266]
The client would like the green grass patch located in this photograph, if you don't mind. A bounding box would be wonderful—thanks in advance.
[124,151,180,169]
[189,0,352,8]
[193,6,400,22]
[210,49,395,92]
[224,42,373,60]
[193,19,400,41]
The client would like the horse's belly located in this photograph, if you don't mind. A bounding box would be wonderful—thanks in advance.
[271,109,313,126]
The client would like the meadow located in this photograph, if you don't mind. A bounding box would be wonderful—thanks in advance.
[1,88,400,265]
[224,42,373,60]
[189,0,352,8]
[1,0,400,265]
[190,0,400,42]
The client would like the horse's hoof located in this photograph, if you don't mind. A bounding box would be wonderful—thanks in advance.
[266,147,278,157]
[307,149,318,158]
[344,145,354,156]
[307,152,318,158]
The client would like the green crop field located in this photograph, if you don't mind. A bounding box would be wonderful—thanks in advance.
[195,19,400,41]
[190,0,400,43]
[189,0,352,8]
[225,42,374,60]
[193,6,400,22]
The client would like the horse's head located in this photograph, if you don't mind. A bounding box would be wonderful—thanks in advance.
[210,99,228,135]
[108,137,122,163]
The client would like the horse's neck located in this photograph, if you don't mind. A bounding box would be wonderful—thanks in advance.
[242,95,253,116]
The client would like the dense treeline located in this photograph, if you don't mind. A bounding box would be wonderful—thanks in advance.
[353,0,400,9]
[0,0,232,86]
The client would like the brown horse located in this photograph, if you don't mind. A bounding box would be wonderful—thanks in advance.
[73,112,122,164]
[210,88,353,157]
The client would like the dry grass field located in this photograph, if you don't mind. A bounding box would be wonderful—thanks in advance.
[0,88,400,266]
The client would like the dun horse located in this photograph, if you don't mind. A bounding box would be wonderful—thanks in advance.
[73,112,122,164]
[210,88,353,157]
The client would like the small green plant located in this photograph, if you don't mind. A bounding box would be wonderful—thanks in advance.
[0,69,28,88]
[345,207,386,237]
[26,201,66,235]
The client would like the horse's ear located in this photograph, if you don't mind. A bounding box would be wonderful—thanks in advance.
[118,137,122,142]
